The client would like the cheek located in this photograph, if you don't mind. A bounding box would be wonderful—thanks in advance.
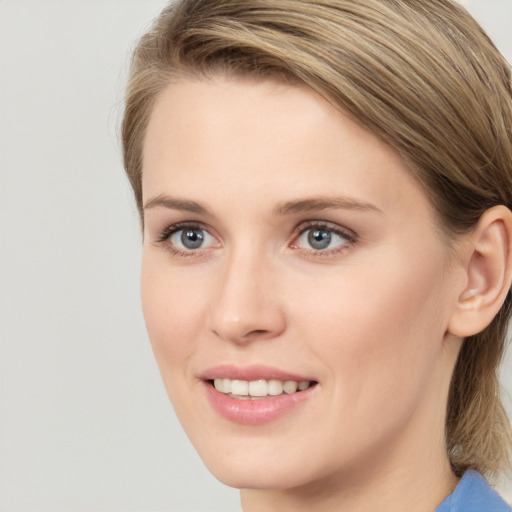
[292,246,451,406]
[140,256,206,373]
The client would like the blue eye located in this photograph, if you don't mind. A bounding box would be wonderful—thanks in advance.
[295,225,353,252]
[307,229,333,250]
[166,226,217,251]
[174,228,205,249]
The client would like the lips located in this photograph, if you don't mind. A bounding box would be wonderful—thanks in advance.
[200,365,318,425]
[200,364,315,382]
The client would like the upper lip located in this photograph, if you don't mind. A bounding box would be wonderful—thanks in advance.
[200,364,316,382]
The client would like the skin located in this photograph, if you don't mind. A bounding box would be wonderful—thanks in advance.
[140,76,471,512]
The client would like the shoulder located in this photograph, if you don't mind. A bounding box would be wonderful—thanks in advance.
[436,471,511,512]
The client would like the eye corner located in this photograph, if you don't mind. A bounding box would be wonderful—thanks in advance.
[152,221,221,259]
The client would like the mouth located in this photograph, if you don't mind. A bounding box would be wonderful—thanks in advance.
[201,369,319,425]
[200,365,319,424]
[208,378,317,400]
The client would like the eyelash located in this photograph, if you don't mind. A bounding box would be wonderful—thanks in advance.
[291,221,357,257]
[154,220,357,258]
[156,222,201,243]
[155,222,214,258]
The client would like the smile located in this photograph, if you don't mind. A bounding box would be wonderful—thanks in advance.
[212,378,313,399]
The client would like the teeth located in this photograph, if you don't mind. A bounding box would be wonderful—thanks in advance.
[231,380,249,396]
[298,380,310,391]
[283,380,298,394]
[213,378,312,397]
[268,379,283,395]
[249,379,268,397]
[221,378,231,393]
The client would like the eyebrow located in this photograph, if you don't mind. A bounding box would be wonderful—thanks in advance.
[144,194,209,215]
[143,194,383,216]
[273,196,383,216]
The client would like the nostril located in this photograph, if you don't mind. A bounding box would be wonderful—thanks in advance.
[244,329,269,338]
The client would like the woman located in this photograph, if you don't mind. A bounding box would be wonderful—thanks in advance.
[122,1,512,510]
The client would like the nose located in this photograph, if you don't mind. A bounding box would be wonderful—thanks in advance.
[208,249,286,344]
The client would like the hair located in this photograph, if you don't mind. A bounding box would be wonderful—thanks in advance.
[122,0,512,479]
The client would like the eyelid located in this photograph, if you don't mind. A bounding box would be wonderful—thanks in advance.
[154,221,221,257]
[155,221,212,243]
[292,220,357,241]
[290,220,358,254]
[152,219,357,258]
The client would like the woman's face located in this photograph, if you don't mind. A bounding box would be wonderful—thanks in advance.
[141,77,463,490]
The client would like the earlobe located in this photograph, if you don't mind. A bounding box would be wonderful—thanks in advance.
[448,205,512,338]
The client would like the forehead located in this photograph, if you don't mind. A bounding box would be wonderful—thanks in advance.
[142,76,428,219]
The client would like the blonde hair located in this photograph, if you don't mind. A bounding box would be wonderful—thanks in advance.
[122,0,512,479]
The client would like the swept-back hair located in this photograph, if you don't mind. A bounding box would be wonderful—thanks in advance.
[122,0,512,479]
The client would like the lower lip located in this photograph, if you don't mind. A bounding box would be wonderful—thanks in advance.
[203,382,317,425]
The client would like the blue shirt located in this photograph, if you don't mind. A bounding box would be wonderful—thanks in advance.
[435,470,511,512]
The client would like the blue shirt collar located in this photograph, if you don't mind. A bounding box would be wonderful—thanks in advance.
[435,470,510,512]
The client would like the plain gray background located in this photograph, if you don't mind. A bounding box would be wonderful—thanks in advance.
[0,0,511,510]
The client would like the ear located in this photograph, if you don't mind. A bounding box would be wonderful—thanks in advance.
[448,205,512,338]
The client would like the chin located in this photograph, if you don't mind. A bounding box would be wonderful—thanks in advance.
[205,459,315,490]
[190,434,339,491]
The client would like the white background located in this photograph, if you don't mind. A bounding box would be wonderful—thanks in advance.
[0,1,511,510]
